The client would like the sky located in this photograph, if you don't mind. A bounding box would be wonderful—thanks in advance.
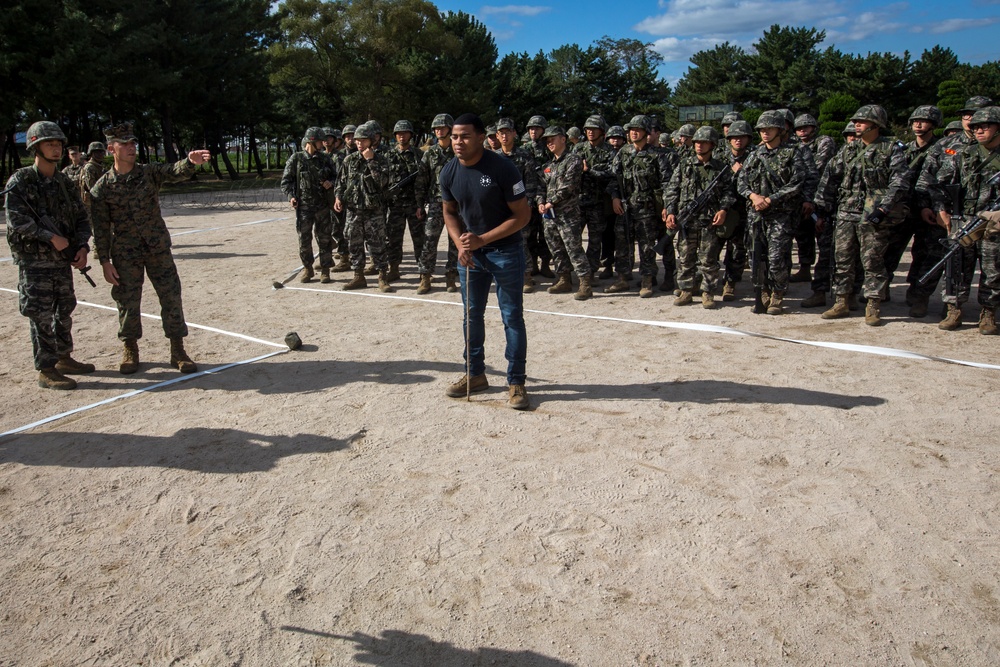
[431,0,1000,86]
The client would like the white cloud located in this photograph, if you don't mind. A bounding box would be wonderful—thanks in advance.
[480,5,552,16]
[929,17,1000,33]
[634,0,847,38]
[649,35,746,63]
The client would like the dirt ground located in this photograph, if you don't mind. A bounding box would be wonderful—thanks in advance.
[1,204,999,666]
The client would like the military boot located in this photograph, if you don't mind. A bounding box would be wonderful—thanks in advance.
[574,274,593,301]
[548,272,573,294]
[789,264,811,283]
[120,339,140,375]
[55,355,95,375]
[801,290,827,308]
[760,290,771,311]
[821,295,850,319]
[909,295,929,318]
[332,255,352,272]
[722,281,736,301]
[343,270,367,290]
[529,256,541,276]
[299,266,315,283]
[38,368,76,390]
[639,275,654,298]
[364,261,378,276]
[938,304,962,331]
[979,307,998,335]
[598,264,614,280]
[320,268,332,284]
[445,270,459,293]
[702,291,716,309]
[673,290,692,306]
[387,262,401,282]
[864,297,883,326]
[170,337,198,373]
[848,294,860,312]
[605,274,630,293]
[416,273,432,294]
[377,270,393,293]
[523,270,536,294]
[539,258,555,278]
[659,273,675,293]
[767,291,785,315]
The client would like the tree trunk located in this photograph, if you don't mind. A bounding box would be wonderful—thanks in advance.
[248,126,264,177]
[161,105,178,163]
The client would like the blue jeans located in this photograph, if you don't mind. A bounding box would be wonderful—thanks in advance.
[459,243,527,386]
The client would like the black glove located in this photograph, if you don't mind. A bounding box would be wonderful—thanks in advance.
[866,207,887,225]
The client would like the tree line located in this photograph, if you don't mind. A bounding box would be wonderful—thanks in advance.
[2,0,996,183]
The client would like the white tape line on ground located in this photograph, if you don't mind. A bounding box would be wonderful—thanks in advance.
[0,257,12,263]
[0,349,287,438]
[171,216,288,238]
[280,285,1000,372]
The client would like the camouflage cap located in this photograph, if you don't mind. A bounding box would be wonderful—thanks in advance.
[322,126,337,138]
[25,121,67,150]
[721,111,743,125]
[431,113,454,129]
[692,126,719,143]
[606,125,626,139]
[567,127,581,140]
[583,114,607,131]
[393,120,414,134]
[86,141,107,154]
[541,125,567,139]
[353,123,376,141]
[851,104,888,129]
[842,121,856,135]
[944,120,964,133]
[496,117,517,132]
[658,134,670,146]
[303,126,325,143]
[677,123,696,137]
[969,106,1000,126]
[486,124,497,137]
[908,105,942,127]
[776,108,795,127]
[794,114,818,129]
[726,121,753,138]
[959,96,994,114]
[755,112,784,130]
[104,122,137,144]
[526,115,548,129]
[342,124,357,136]
[624,115,652,134]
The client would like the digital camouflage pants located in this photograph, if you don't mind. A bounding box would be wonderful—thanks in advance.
[614,210,661,278]
[748,214,794,293]
[417,205,458,276]
[833,214,903,299]
[297,207,334,269]
[543,207,590,278]
[675,225,724,294]
[345,208,389,272]
[386,204,425,267]
[110,248,188,341]
[580,205,608,273]
[18,264,77,370]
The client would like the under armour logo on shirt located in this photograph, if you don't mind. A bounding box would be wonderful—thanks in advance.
[480,175,493,187]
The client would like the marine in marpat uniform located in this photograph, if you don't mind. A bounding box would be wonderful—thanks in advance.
[79,141,107,211]
[280,126,338,283]
[62,145,84,184]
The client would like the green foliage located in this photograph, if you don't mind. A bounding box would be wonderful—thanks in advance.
[819,93,860,124]
[741,108,763,128]
[937,79,966,127]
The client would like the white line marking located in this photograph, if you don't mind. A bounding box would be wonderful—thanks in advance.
[170,216,288,237]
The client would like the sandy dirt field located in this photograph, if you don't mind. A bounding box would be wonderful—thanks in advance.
[1,202,999,666]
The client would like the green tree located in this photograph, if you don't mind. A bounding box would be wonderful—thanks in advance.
[818,93,859,140]
[744,25,825,110]
[673,42,748,107]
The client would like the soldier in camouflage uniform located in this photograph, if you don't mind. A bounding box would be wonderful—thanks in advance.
[664,126,736,309]
[817,105,912,326]
[62,146,84,184]
[931,106,1000,334]
[944,121,963,137]
[334,122,392,292]
[774,111,821,286]
[494,117,541,293]
[721,120,754,300]
[675,124,696,155]
[713,111,744,161]
[280,126,337,283]
[385,119,425,282]
[341,125,357,155]
[737,111,809,315]
[91,123,209,374]
[79,141,107,211]
[538,126,592,299]
[414,113,459,294]
[916,96,993,329]
[607,115,672,298]
[600,125,627,278]
[524,115,554,278]
[5,121,95,389]
[794,114,840,307]
[574,114,615,276]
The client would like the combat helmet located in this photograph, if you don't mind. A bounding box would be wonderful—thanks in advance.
[624,115,652,134]
[303,126,325,143]
[842,122,856,136]
[354,123,377,140]
[583,115,607,132]
[908,105,942,127]
[526,115,548,130]
[606,125,626,139]
[567,127,581,140]
[342,124,357,136]
[86,141,107,154]
[726,121,753,138]
[393,120,414,134]
[969,106,1000,126]
[496,117,517,132]
[794,114,818,129]
[851,104,888,129]
[943,120,963,135]
[677,123,696,138]
[692,126,719,143]
[776,109,795,127]
[25,121,67,150]
[431,114,454,129]
[541,126,566,139]
[721,111,743,125]
[322,127,337,138]
[755,112,784,130]
[959,96,994,114]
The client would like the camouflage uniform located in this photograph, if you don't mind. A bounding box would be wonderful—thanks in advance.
[573,120,614,273]
[335,146,391,272]
[721,123,753,287]
[62,163,83,184]
[5,164,91,370]
[787,135,821,273]
[524,116,552,270]
[798,131,838,294]
[539,130,589,280]
[495,122,541,283]
[328,147,348,255]
[415,138,458,277]
[91,159,197,341]
[280,147,337,270]
[385,139,424,268]
[890,132,939,303]
[79,159,107,212]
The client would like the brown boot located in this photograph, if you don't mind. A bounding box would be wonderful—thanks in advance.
[378,270,393,293]
[548,272,573,294]
[979,307,998,335]
[605,274,630,293]
[320,268,332,284]
[539,258,555,278]
[701,291,716,309]
[120,339,140,375]
[38,367,76,390]
[55,355,95,374]
[445,270,459,293]
[332,255,351,272]
[574,274,593,301]
[822,295,850,319]
[638,275,654,298]
[170,337,198,373]
[364,261,378,276]
[673,290,692,306]
[299,266,315,283]
[909,295,929,318]
[767,291,784,315]
[416,273,432,294]
[387,262,401,282]
[939,304,962,331]
[343,270,367,290]
[864,297,883,326]
[523,270,535,294]
[801,290,827,308]
[789,265,811,283]
[722,281,736,301]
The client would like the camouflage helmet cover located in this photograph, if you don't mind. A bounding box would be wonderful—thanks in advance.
[721,111,743,125]
[908,105,942,126]
[692,126,720,143]
[624,115,652,134]
[526,115,548,129]
[583,114,607,131]
[303,126,325,143]
[755,112,784,130]
[86,141,107,154]
[969,106,1000,126]
[353,122,376,141]
[541,125,567,139]
[486,124,497,136]
[959,96,994,114]
[606,125,626,139]
[322,126,337,138]
[777,108,795,127]
[851,104,888,129]
[567,127,582,140]
[431,113,454,129]
[726,120,753,138]
[104,122,137,144]
[393,120,414,134]
[794,114,818,129]
[367,120,383,135]
[944,120,963,133]
[496,117,517,132]
[342,124,357,136]
[25,121,67,150]
[842,121,856,135]
[677,123,696,137]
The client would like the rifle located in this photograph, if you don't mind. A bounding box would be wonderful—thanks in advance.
[2,184,97,287]
[654,165,728,255]
[919,179,1000,286]
[387,170,418,194]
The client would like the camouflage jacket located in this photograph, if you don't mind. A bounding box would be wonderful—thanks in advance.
[918,132,978,213]
[815,136,910,217]
[79,160,108,209]
[573,140,614,208]
[416,143,454,207]
[334,151,390,212]
[608,143,672,215]
[787,138,819,203]
[664,154,736,227]
[498,146,540,208]
[903,136,938,210]
[90,159,196,263]
[540,150,584,212]
[803,135,838,176]
[528,140,550,177]
[933,143,1000,216]
[280,150,337,211]
[737,142,808,215]
[386,144,422,208]
[4,166,91,268]
[723,147,752,222]
[62,163,83,184]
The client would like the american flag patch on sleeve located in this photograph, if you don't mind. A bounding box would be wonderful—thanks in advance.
[512,180,525,196]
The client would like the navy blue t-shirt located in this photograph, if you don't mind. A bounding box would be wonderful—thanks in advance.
[439,150,526,247]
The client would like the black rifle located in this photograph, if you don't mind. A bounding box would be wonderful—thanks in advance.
[919,181,1000,286]
[654,166,728,255]
[388,170,418,194]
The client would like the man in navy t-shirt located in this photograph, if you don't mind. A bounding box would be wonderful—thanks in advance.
[440,113,532,409]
